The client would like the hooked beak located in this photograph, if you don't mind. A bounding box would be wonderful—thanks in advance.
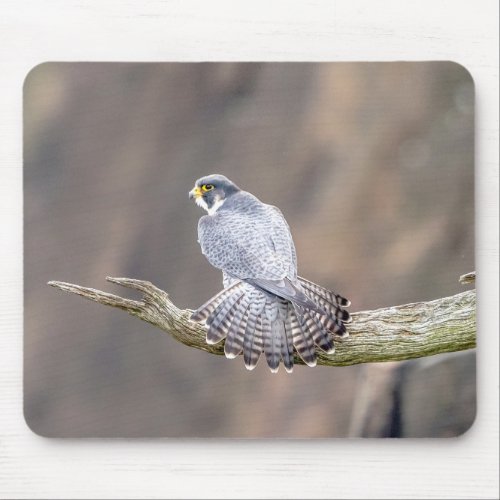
[189,186,202,199]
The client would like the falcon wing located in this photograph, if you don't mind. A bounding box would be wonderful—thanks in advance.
[197,198,295,282]
[266,204,297,280]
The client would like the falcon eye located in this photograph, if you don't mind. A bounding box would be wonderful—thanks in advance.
[202,184,215,191]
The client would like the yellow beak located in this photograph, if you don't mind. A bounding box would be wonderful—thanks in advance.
[189,186,202,199]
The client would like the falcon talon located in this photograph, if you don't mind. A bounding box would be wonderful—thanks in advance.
[189,174,351,373]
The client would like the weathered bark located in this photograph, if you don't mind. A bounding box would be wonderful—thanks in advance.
[47,273,476,367]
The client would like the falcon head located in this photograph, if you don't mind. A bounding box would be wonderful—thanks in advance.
[189,174,240,215]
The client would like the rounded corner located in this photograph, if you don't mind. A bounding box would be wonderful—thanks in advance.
[452,403,478,439]
[23,404,55,438]
[23,61,57,94]
[443,60,476,91]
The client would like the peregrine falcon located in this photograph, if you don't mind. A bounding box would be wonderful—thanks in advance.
[189,174,351,373]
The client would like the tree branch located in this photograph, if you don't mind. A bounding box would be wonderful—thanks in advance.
[47,273,476,367]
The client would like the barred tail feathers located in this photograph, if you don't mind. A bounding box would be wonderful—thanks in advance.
[206,288,245,344]
[263,300,282,373]
[279,301,294,373]
[242,289,266,369]
[298,277,351,338]
[190,278,351,372]
[224,295,251,358]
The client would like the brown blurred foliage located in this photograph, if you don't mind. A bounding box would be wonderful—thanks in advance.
[24,62,475,437]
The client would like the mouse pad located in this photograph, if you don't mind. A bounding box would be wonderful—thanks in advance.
[24,62,476,437]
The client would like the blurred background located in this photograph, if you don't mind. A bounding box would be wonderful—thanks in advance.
[24,62,475,438]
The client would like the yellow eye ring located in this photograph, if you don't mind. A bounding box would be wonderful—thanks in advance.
[202,184,215,192]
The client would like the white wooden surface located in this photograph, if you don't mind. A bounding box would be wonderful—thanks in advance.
[1,1,498,498]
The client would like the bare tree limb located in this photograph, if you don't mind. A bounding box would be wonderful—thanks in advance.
[47,273,476,367]
[459,271,476,284]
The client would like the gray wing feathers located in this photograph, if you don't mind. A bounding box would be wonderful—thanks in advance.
[246,277,326,314]
[197,194,296,283]
[267,205,297,280]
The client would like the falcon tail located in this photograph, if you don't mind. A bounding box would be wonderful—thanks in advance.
[190,278,351,373]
